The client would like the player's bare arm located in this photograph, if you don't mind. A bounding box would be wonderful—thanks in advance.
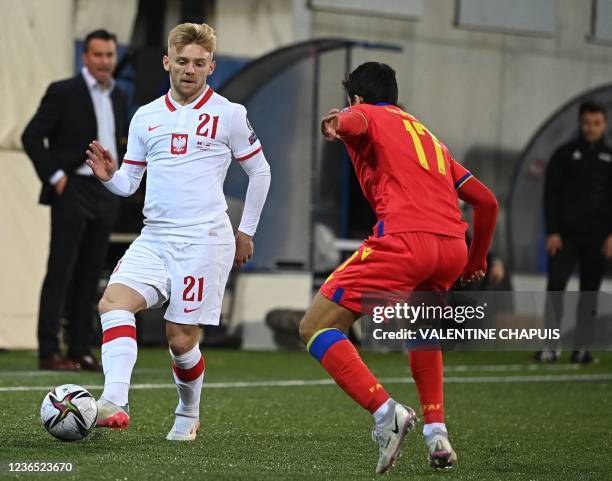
[86,140,118,181]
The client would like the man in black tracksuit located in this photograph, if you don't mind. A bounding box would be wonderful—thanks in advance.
[540,100,612,363]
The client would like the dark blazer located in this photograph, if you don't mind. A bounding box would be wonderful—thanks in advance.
[22,73,128,205]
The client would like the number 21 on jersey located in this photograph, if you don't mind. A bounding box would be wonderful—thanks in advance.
[196,113,218,139]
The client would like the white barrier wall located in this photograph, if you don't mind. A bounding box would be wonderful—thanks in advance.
[0,0,138,348]
[215,0,295,57]
[0,0,74,150]
[0,151,49,348]
[0,0,138,150]
[74,0,138,45]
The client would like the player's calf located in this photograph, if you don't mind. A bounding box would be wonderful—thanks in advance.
[98,283,147,414]
[99,310,138,411]
[166,323,205,441]
[301,294,418,474]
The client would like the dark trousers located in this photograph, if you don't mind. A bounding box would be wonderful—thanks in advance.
[38,175,119,358]
[544,236,606,348]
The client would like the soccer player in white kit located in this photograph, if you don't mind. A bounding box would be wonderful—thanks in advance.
[85,22,271,440]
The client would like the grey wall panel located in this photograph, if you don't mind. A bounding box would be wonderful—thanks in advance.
[310,0,423,19]
[593,0,612,42]
[457,0,555,35]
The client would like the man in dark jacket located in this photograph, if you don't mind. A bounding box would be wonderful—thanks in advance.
[539,100,612,363]
[22,29,128,370]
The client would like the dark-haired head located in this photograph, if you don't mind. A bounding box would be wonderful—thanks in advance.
[342,62,398,106]
[84,29,117,52]
[579,100,608,144]
[82,29,118,87]
[579,100,607,119]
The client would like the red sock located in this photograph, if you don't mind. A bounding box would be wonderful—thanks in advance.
[309,329,389,413]
[409,349,445,424]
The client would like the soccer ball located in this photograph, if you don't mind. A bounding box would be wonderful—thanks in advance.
[40,384,97,441]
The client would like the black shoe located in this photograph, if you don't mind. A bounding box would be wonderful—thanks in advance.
[533,349,560,363]
[69,354,102,371]
[39,354,81,371]
[570,350,595,364]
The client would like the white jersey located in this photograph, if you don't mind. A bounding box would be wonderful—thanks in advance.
[120,87,263,244]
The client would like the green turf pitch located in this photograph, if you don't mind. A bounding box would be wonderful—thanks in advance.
[0,349,610,481]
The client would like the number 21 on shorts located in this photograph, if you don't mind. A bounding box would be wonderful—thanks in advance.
[183,276,204,302]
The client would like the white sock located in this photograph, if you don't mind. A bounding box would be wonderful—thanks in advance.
[373,398,395,427]
[423,422,447,436]
[100,310,137,407]
[170,344,205,419]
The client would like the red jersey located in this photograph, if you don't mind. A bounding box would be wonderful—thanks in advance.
[337,103,472,239]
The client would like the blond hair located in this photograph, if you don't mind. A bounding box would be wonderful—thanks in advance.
[167,22,216,53]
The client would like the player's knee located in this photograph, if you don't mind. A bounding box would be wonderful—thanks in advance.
[98,291,128,315]
[98,285,147,315]
[98,296,112,315]
[166,323,200,355]
[168,336,194,356]
[298,316,316,344]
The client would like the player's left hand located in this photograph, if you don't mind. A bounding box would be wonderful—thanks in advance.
[460,259,487,286]
[602,234,612,259]
[460,269,485,286]
[234,231,254,267]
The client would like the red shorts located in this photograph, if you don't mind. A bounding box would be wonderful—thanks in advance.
[320,231,468,313]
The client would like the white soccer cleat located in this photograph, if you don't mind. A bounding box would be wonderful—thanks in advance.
[166,415,200,441]
[372,402,418,474]
[424,427,458,469]
[95,398,130,430]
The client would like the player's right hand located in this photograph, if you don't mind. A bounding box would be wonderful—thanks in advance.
[321,109,341,141]
[546,234,563,256]
[86,140,118,181]
[234,231,254,268]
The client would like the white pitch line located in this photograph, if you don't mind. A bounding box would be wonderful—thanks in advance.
[0,363,582,378]
[0,373,610,392]
[443,363,580,372]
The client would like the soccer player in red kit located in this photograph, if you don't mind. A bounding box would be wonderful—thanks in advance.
[299,62,498,474]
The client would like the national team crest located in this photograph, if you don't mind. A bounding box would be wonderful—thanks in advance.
[171,133,188,155]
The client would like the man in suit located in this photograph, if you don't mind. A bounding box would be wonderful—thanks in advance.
[22,29,128,370]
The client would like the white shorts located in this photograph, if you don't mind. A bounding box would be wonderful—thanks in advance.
[109,235,235,326]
